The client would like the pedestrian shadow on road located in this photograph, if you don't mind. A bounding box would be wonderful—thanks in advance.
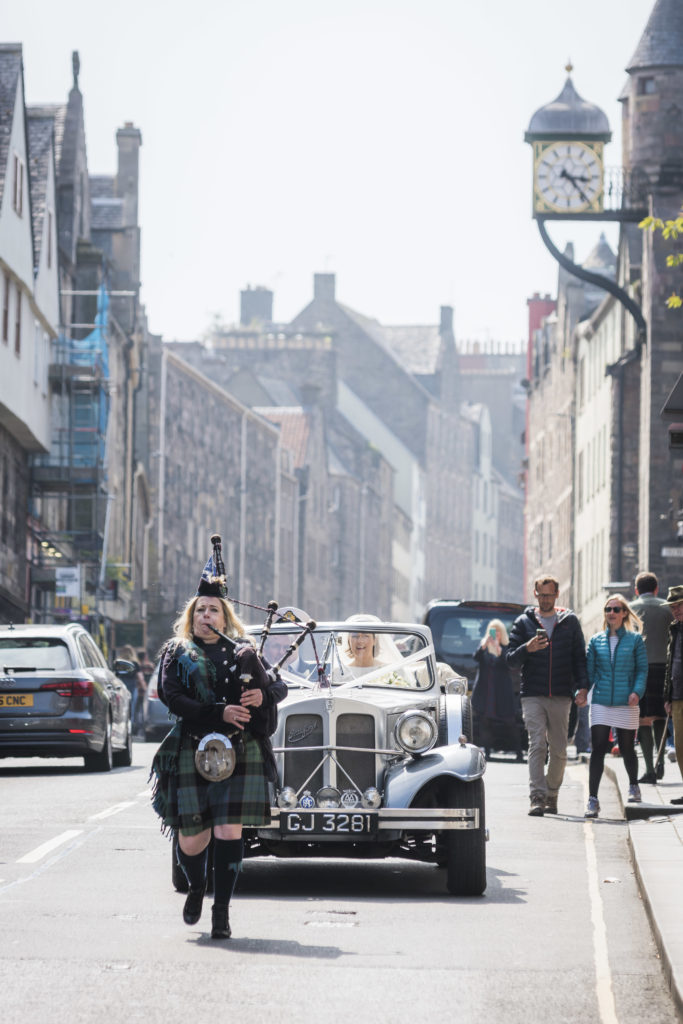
[193,933,350,958]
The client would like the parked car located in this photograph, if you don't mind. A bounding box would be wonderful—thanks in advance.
[0,622,133,771]
[422,599,525,688]
[171,619,486,897]
[423,599,527,757]
[144,660,175,741]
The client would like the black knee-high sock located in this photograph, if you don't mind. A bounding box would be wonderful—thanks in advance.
[176,844,208,890]
[638,725,654,773]
[213,838,243,906]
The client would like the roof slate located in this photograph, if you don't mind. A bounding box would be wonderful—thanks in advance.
[378,324,442,375]
[90,174,123,229]
[28,104,66,167]
[26,111,54,271]
[627,0,683,71]
[0,44,22,208]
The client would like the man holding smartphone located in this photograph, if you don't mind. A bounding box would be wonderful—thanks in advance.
[507,575,588,816]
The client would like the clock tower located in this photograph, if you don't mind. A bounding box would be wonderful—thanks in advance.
[525,67,612,217]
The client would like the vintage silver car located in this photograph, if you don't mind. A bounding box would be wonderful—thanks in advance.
[245,618,487,896]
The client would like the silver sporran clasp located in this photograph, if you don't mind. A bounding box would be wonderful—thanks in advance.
[194,732,236,782]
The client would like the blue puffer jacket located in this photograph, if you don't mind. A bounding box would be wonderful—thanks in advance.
[586,627,648,707]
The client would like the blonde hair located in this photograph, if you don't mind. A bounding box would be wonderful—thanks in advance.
[602,593,643,633]
[172,594,248,643]
[485,619,509,645]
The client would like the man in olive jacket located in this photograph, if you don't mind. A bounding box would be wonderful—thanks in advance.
[507,575,588,817]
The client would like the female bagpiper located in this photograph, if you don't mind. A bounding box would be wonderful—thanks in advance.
[150,536,286,938]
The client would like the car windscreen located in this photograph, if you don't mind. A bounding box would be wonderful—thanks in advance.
[259,627,434,689]
[0,638,73,672]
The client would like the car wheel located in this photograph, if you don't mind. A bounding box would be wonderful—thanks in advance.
[84,717,114,772]
[444,777,486,896]
[460,696,473,742]
[113,714,133,767]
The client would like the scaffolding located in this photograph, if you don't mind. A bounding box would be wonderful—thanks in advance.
[29,285,111,622]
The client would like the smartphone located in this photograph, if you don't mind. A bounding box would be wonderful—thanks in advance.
[488,628,497,638]
[536,628,547,640]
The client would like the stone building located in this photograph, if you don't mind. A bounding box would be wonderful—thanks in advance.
[178,274,477,618]
[456,339,526,601]
[524,238,612,608]
[622,0,683,582]
[524,0,683,622]
[0,44,59,622]
[0,48,155,655]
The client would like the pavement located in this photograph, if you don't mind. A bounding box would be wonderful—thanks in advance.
[590,744,683,1016]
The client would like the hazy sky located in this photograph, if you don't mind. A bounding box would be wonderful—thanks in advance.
[7,0,651,344]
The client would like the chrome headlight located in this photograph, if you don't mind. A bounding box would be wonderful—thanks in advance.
[316,786,341,808]
[394,710,438,755]
[277,787,298,809]
[445,675,467,695]
[361,786,382,809]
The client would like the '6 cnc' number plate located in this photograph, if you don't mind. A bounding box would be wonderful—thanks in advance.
[282,811,377,835]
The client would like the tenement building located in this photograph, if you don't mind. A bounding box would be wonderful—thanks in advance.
[524,0,683,624]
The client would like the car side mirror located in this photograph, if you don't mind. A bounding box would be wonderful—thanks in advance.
[114,659,135,674]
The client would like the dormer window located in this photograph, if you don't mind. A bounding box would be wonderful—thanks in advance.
[12,153,24,216]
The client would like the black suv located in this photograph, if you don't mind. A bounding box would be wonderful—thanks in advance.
[423,599,525,686]
[423,599,528,757]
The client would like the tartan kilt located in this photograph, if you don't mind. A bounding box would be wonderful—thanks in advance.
[154,729,271,836]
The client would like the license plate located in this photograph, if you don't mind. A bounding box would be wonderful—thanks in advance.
[282,810,377,835]
[0,693,33,708]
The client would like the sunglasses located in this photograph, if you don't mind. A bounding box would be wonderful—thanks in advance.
[604,606,624,613]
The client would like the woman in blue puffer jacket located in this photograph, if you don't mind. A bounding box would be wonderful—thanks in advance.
[576,594,647,817]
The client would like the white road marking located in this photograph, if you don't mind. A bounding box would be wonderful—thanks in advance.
[88,801,137,820]
[17,829,83,864]
[583,783,619,1024]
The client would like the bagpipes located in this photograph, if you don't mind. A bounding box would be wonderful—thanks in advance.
[205,534,317,677]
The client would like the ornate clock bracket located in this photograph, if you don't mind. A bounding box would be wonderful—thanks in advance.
[536,216,646,344]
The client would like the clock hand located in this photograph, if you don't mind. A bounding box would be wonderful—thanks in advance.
[559,168,590,204]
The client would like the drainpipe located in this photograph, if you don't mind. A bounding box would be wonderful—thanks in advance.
[239,411,248,596]
[157,352,167,582]
[606,344,641,581]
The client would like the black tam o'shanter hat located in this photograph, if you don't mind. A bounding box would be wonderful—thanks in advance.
[197,534,229,598]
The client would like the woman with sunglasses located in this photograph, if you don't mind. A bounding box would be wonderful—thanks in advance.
[575,594,647,817]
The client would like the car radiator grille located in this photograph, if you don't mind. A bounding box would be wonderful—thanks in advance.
[283,714,324,792]
[336,713,375,790]
[283,711,376,792]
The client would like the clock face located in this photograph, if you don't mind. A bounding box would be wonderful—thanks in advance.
[534,141,603,214]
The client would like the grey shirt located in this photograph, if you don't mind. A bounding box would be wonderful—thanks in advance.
[631,593,673,664]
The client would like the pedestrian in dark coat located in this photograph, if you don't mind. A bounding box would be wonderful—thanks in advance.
[472,619,522,761]
[507,575,588,817]
[663,585,683,804]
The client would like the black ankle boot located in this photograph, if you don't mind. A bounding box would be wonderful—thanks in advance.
[183,886,206,925]
[211,903,231,939]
